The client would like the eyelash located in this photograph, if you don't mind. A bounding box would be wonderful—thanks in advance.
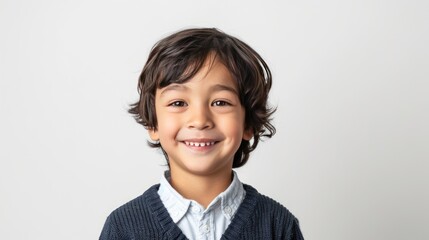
[212,100,231,106]
[168,101,187,107]
[167,100,231,107]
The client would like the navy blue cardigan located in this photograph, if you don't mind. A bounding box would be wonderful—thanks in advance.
[100,184,304,240]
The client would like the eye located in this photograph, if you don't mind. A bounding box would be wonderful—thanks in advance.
[168,101,187,107]
[212,100,231,107]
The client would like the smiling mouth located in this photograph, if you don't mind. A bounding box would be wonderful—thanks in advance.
[183,141,217,147]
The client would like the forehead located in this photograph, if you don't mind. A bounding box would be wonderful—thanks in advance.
[158,56,238,95]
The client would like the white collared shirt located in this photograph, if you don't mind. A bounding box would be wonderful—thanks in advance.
[157,171,246,240]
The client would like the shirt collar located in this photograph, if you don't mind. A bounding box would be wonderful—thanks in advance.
[157,171,191,223]
[157,170,245,223]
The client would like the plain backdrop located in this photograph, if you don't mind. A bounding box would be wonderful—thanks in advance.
[1,0,428,239]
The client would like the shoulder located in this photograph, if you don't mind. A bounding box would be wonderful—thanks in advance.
[243,184,304,239]
[243,184,294,217]
[110,184,159,219]
[99,184,161,240]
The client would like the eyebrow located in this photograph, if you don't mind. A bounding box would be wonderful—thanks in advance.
[160,84,189,96]
[209,84,238,95]
[160,83,238,96]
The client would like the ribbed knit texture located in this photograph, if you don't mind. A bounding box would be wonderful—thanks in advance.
[100,184,304,240]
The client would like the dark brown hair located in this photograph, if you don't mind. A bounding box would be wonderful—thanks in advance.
[129,28,275,168]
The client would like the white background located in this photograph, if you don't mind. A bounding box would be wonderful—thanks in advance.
[1,0,428,239]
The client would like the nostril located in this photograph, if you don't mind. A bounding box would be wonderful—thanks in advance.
[187,119,214,130]
[187,108,214,129]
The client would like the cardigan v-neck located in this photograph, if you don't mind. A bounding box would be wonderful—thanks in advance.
[150,184,256,239]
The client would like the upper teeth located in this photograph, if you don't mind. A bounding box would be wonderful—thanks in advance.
[185,141,215,147]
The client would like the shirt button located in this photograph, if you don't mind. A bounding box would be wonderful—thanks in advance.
[224,206,232,214]
[201,224,210,233]
[191,206,201,213]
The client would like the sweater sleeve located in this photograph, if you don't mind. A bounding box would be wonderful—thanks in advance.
[289,217,304,240]
[99,214,121,240]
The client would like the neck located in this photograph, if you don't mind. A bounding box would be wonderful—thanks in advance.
[169,169,233,208]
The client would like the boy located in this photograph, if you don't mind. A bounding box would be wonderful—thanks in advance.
[100,28,303,240]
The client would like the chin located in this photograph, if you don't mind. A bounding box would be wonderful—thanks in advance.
[184,161,231,177]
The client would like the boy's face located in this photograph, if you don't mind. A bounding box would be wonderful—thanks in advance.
[149,57,252,178]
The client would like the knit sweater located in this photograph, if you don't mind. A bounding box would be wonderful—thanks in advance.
[100,184,304,240]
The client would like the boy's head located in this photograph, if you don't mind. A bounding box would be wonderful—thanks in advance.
[129,28,275,168]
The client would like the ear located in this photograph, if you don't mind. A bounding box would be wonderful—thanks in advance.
[148,128,159,141]
[243,128,253,141]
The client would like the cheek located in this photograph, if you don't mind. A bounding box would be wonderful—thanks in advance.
[157,113,181,138]
[222,114,246,139]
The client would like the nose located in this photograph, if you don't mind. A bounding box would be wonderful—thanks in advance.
[187,104,214,130]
